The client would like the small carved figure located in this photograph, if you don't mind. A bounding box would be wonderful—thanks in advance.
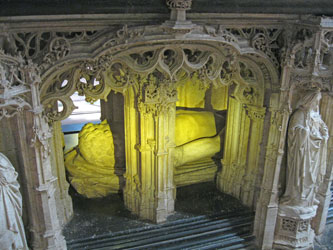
[281,91,329,208]
[0,153,28,250]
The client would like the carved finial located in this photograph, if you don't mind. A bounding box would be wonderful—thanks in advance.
[166,0,192,22]
[166,0,192,11]
[163,0,195,34]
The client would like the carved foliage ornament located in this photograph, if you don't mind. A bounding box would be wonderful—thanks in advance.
[103,25,145,49]
[289,28,315,71]
[138,71,178,116]
[227,28,283,70]
[0,51,32,120]
[12,31,100,71]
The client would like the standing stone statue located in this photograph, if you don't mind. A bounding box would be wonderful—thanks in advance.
[282,90,329,209]
[0,153,28,250]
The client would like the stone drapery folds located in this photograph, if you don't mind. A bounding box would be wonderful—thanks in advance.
[0,153,28,250]
[282,91,328,208]
[274,91,329,249]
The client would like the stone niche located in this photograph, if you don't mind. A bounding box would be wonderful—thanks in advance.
[63,74,229,199]
[56,48,267,224]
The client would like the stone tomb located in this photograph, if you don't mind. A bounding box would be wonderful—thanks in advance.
[1,1,333,249]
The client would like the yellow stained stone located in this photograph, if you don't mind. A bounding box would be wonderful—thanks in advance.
[64,120,119,198]
[174,110,220,167]
[211,85,228,111]
[175,110,217,146]
[176,75,206,108]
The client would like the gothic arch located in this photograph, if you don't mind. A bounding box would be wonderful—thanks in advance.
[39,35,279,122]
[31,22,281,225]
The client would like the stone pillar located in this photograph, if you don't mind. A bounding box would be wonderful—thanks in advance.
[123,86,141,216]
[15,111,66,250]
[100,91,126,180]
[241,104,266,208]
[254,92,290,249]
[50,121,73,227]
[137,78,176,223]
[312,94,333,235]
[217,97,265,209]
[218,96,250,199]
[123,74,177,223]
[0,53,66,249]
[13,68,66,249]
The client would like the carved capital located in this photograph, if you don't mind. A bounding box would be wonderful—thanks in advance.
[138,72,177,116]
[243,104,266,121]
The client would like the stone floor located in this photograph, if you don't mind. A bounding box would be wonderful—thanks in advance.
[63,182,247,241]
[63,182,333,249]
[315,224,333,250]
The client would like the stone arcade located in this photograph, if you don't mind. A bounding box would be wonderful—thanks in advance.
[1,0,333,249]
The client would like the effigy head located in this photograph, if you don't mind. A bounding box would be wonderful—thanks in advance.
[296,89,322,111]
[0,152,17,184]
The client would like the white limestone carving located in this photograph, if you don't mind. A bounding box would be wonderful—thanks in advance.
[0,153,28,250]
[281,90,328,208]
[274,90,329,249]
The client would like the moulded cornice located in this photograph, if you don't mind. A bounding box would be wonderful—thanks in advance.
[0,13,318,32]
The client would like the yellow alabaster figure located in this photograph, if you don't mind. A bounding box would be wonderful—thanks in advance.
[174,110,221,167]
[175,110,217,146]
[211,85,228,111]
[65,120,120,198]
[176,75,207,108]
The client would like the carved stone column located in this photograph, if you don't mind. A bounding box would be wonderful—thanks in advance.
[217,96,265,209]
[218,96,250,200]
[0,53,66,249]
[50,121,73,226]
[15,72,66,249]
[123,86,141,217]
[312,94,333,235]
[241,104,266,208]
[254,92,290,249]
[124,74,177,223]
